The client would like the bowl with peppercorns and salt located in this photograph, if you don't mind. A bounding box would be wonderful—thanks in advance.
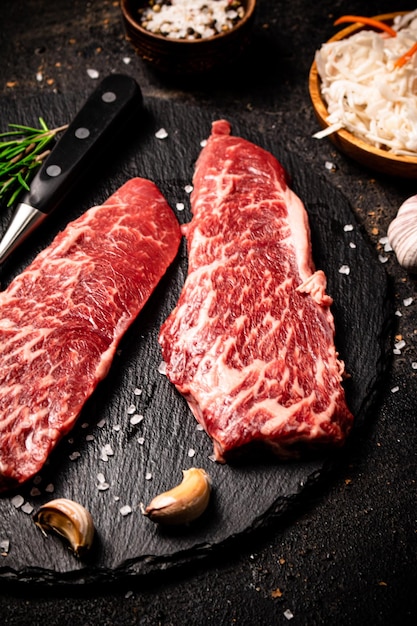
[120,0,257,75]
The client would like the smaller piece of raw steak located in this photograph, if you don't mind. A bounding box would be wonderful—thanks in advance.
[159,120,353,462]
[0,178,181,492]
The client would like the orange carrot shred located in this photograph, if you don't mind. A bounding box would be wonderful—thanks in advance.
[394,41,417,68]
[334,15,397,38]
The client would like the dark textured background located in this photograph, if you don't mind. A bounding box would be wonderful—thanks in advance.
[1,1,417,624]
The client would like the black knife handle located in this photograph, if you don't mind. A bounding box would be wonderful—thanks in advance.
[20,74,143,215]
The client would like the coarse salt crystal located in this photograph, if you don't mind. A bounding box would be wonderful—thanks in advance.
[188,448,196,457]
[196,424,204,431]
[344,224,354,232]
[113,424,121,432]
[123,57,131,64]
[120,505,132,516]
[395,310,402,317]
[127,404,136,415]
[395,339,406,350]
[125,590,134,599]
[158,361,167,375]
[97,472,106,483]
[403,297,413,307]
[176,202,185,211]
[412,362,417,369]
[145,472,152,480]
[378,255,388,264]
[98,482,110,491]
[86,434,95,441]
[36,72,43,82]
[200,139,208,147]
[97,418,106,428]
[155,128,168,139]
[11,495,24,509]
[134,388,142,396]
[391,386,400,393]
[339,265,350,275]
[138,436,145,445]
[184,184,193,194]
[69,451,81,461]
[21,502,34,515]
[325,161,337,171]
[130,414,144,426]
[87,68,99,79]
[349,242,357,249]
[284,609,294,620]
[0,539,10,556]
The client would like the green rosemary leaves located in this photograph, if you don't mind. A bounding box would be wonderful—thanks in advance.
[0,118,67,208]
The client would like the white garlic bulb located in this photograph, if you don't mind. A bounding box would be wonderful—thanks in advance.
[388,194,417,273]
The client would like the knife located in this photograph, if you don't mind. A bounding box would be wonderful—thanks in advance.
[0,73,143,265]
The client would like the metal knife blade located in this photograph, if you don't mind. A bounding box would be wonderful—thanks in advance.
[0,73,143,265]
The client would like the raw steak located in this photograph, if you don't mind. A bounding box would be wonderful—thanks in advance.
[0,178,181,492]
[159,120,353,462]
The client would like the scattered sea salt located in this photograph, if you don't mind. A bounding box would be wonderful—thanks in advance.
[30,487,41,497]
[134,388,142,396]
[1,539,10,556]
[412,362,417,370]
[120,505,132,516]
[395,339,406,351]
[349,242,357,249]
[176,202,185,211]
[130,414,144,426]
[36,72,43,82]
[137,436,145,445]
[184,184,193,194]
[158,361,167,375]
[395,310,402,317]
[403,297,413,307]
[86,434,95,441]
[284,609,294,620]
[100,444,114,462]
[378,255,388,264]
[155,128,168,140]
[188,448,196,457]
[113,424,121,432]
[339,264,350,275]
[344,224,354,232]
[145,472,152,481]
[123,57,131,64]
[196,423,204,431]
[69,451,81,461]
[127,404,136,415]
[97,418,106,428]
[98,482,110,491]
[81,422,89,429]
[125,590,134,599]
[391,386,400,393]
[21,502,34,515]
[11,495,24,509]
[45,483,55,493]
[325,161,337,171]
[200,139,208,147]
[87,68,99,79]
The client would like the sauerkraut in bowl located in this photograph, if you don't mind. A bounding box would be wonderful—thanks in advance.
[309,10,417,176]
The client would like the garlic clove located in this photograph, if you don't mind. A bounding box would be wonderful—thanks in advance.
[388,194,417,273]
[33,498,95,557]
[143,468,212,525]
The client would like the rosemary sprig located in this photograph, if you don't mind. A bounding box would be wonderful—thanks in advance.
[0,118,68,208]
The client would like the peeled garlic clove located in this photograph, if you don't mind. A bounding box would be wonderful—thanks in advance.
[143,468,212,525]
[388,194,417,273]
[33,498,95,557]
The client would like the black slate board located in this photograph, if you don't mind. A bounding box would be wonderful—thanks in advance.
[0,91,391,585]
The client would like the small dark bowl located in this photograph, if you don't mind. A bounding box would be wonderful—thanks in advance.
[120,0,257,76]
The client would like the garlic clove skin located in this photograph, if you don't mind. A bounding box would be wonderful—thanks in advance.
[33,498,95,557]
[388,194,417,273]
[143,468,212,525]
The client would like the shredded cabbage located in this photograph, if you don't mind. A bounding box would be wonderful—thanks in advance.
[314,10,417,155]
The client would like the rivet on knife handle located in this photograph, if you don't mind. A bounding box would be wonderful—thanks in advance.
[0,74,143,265]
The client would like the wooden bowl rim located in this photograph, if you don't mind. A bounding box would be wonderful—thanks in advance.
[309,11,417,167]
[120,0,257,46]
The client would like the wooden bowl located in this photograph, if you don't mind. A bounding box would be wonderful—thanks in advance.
[309,12,417,179]
[120,0,257,76]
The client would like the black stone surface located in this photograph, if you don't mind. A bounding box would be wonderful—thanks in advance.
[1,0,417,624]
